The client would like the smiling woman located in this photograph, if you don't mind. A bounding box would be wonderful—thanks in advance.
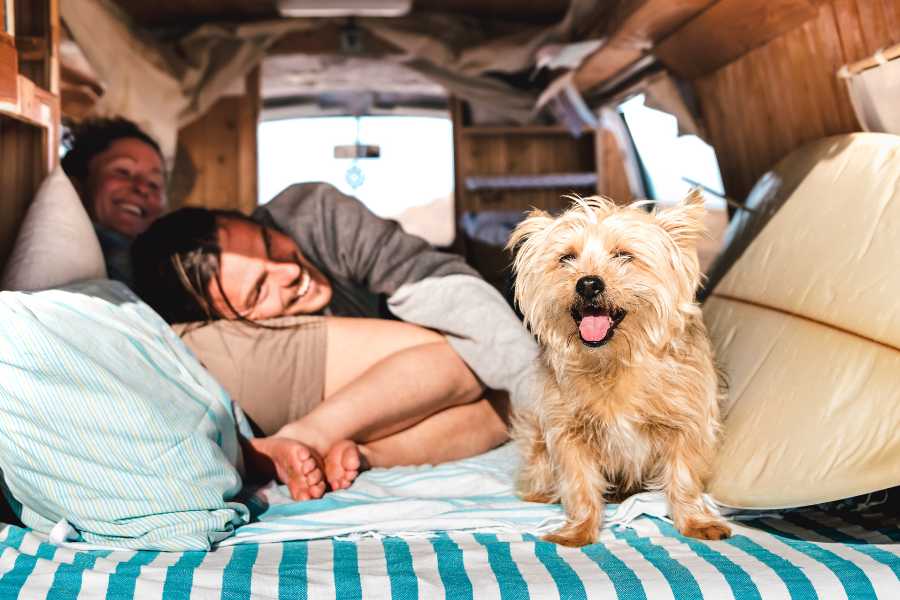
[61,118,167,285]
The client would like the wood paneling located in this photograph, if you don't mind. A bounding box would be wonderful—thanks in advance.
[454,127,596,214]
[173,68,260,213]
[594,128,634,204]
[0,117,44,268]
[0,32,16,104]
[0,0,59,272]
[655,0,820,79]
[573,0,717,93]
[694,0,900,200]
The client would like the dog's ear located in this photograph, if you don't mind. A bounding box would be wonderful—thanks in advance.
[506,209,554,253]
[655,189,707,250]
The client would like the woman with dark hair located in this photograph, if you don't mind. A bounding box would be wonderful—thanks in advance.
[132,182,539,498]
[62,118,166,285]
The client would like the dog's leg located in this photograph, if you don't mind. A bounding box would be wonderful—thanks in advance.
[662,436,731,541]
[543,435,607,547]
[513,411,558,503]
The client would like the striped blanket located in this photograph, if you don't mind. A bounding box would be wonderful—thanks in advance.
[0,508,897,598]
[2,446,898,597]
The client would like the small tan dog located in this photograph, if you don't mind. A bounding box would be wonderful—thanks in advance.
[507,190,730,547]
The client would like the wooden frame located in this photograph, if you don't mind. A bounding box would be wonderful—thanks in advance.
[0,0,60,270]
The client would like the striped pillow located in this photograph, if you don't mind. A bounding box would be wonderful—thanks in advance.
[0,280,250,550]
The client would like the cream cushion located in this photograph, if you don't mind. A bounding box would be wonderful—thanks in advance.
[1,166,106,290]
[705,133,900,509]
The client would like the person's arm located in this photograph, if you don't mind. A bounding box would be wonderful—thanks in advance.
[257,183,478,295]
[258,184,541,411]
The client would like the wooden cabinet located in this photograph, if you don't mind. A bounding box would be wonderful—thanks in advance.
[451,97,598,217]
[0,0,60,267]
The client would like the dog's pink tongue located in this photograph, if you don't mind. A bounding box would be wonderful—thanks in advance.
[579,315,612,342]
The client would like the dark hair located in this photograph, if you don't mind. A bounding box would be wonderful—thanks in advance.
[131,207,257,324]
[61,118,165,184]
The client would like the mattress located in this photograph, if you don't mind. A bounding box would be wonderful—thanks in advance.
[1,444,897,598]
[0,507,897,599]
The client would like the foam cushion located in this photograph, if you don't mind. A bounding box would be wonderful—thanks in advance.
[704,133,900,509]
[1,166,106,291]
[0,280,249,550]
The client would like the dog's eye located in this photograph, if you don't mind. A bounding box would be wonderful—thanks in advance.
[613,249,634,262]
[559,253,577,264]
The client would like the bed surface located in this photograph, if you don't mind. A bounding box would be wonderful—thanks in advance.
[1,507,898,599]
[1,445,897,599]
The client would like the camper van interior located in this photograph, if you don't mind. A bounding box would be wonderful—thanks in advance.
[0,0,898,597]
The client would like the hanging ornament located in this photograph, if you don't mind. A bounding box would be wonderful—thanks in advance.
[345,160,365,189]
[334,116,380,191]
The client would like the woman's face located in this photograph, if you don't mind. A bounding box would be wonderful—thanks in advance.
[85,137,166,238]
[210,217,333,320]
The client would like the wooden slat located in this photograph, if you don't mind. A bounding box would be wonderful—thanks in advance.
[594,127,633,204]
[654,0,820,79]
[173,69,260,212]
[0,32,16,105]
[692,0,898,201]
[237,67,260,215]
[573,0,717,94]
[0,117,45,269]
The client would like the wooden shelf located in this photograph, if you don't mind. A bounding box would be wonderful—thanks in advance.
[461,125,588,137]
[465,172,598,191]
[0,0,60,270]
[0,73,57,128]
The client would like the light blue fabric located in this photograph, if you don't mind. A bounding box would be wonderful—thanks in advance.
[0,280,250,550]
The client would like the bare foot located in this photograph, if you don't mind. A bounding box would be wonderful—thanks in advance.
[247,436,327,501]
[324,440,368,491]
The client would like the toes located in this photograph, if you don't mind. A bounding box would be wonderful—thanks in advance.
[341,444,361,472]
[309,482,326,499]
[301,457,318,475]
[306,468,324,486]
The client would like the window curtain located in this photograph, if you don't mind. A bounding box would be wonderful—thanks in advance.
[839,44,900,135]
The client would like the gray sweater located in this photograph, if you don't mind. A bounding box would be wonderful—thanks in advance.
[253,183,539,410]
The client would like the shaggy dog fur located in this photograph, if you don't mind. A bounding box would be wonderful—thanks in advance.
[507,191,731,547]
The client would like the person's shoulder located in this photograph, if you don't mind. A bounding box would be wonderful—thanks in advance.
[262,182,363,215]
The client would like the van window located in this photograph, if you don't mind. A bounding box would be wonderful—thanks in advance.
[258,115,455,246]
[619,94,725,209]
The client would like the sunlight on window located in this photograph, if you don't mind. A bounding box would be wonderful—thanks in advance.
[258,116,455,246]
[619,94,725,209]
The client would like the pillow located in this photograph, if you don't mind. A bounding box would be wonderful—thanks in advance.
[0,280,250,550]
[1,166,106,291]
[704,133,900,509]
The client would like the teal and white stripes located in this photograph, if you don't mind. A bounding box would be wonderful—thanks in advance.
[0,508,896,599]
[0,281,249,550]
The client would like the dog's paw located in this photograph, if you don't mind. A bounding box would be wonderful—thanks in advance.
[542,525,597,547]
[680,519,732,541]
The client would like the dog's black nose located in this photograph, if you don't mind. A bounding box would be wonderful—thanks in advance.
[576,276,605,299]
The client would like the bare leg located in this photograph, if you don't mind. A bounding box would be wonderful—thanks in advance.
[276,317,483,457]
[361,390,510,468]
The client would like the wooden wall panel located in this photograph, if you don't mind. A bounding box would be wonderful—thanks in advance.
[173,68,260,213]
[0,117,44,267]
[694,0,900,200]
[594,128,634,204]
[655,0,820,79]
